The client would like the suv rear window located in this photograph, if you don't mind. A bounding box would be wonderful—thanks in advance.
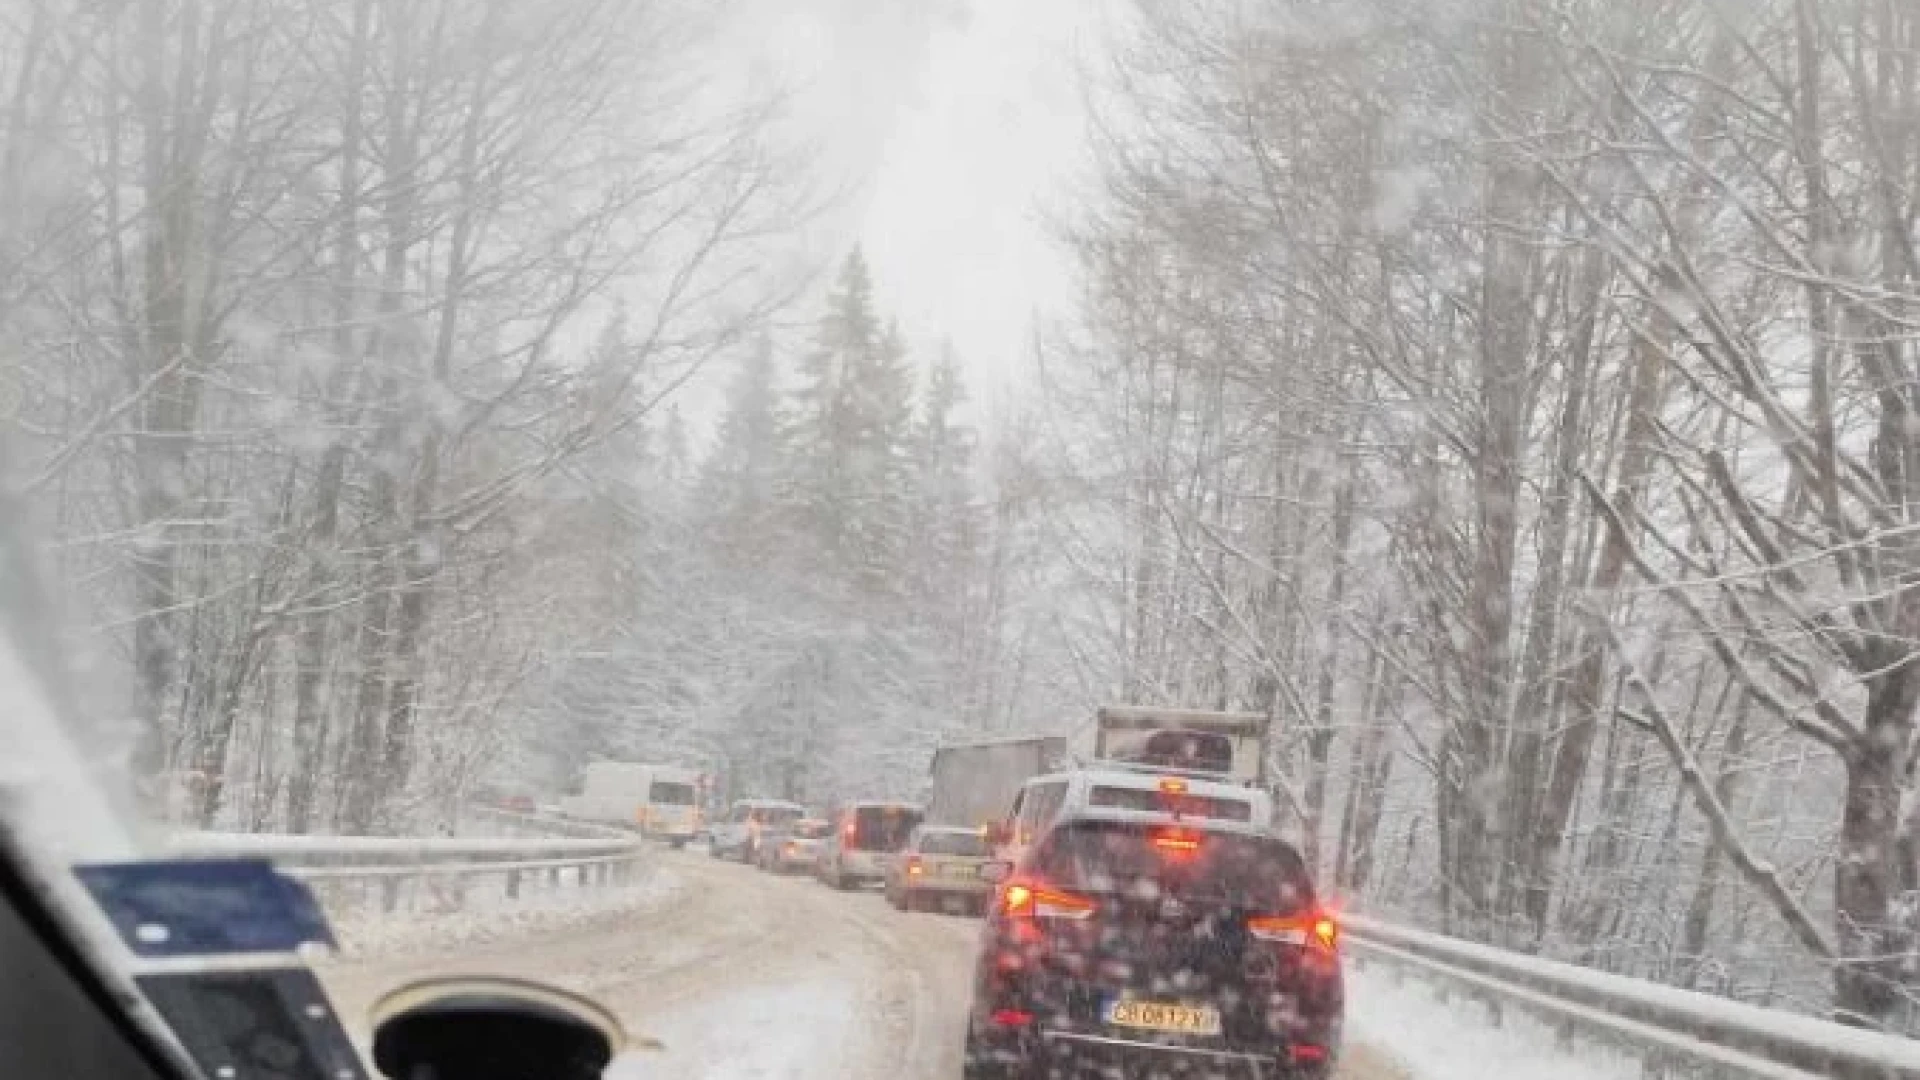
[918,830,988,856]
[1030,820,1314,912]
[1087,785,1253,822]
[850,806,921,850]
[649,781,695,805]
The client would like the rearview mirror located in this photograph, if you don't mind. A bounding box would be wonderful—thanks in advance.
[978,860,1012,884]
[370,976,649,1080]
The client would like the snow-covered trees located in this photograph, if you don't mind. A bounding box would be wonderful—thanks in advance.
[681,250,1041,806]
[0,0,802,833]
[1041,0,1920,1031]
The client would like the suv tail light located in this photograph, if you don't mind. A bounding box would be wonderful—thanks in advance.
[1000,880,1095,920]
[906,856,924,877]
[1247,911,1338,951]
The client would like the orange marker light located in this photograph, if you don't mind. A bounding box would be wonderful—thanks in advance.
[1313,916,1339,950]
[1158,777,1188,796]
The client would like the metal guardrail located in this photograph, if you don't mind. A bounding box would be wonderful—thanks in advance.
[460,803,639,840]
[167,828,649,912]
[1344,914,1920,1080]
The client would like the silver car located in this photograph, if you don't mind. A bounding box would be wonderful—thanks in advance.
[757,817,830,873]
[708,798,805,863]
[884,825,993,913]
[816,801,922,889]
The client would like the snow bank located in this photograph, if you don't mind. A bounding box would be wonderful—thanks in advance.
[1347,961,1639,1080]
[609,978,860,1080]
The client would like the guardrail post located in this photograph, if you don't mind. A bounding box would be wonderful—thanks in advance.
[506,868,521,900]
[381,876,402,913]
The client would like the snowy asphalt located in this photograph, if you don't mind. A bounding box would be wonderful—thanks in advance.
[313,845,1411,1080]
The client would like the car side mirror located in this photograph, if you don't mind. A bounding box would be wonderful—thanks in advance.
[370,976,649,1080]
[978,861,1013,884]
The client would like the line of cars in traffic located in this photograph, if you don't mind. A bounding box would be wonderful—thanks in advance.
[698,707,1347,1080]
[705,797,997,913]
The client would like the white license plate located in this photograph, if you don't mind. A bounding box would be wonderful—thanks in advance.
[941,864,975,879]
[1104,999,1222,1036]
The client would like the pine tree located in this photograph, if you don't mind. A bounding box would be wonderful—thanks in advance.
[700,334,787,564]
[908,341,980,610]
[852,319,916,595]
[789,250,916,599]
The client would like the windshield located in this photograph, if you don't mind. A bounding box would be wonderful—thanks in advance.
[917,831,988,857]
[850,808,920,851]
[647,782,695,806]
[1086,786,1253,823]
[0,1,1905,1075]
[1031,821,1314,913]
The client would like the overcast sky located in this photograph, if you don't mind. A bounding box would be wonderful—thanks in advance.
[857,0,1094,400]
[714,0,1100,418]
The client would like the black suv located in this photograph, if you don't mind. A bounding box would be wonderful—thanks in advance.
[965,814,1342,1079]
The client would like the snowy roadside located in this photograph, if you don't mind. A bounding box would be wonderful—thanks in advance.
[320,864,683,961]
[1346,961,1638,1080]
[606,978,865,1080]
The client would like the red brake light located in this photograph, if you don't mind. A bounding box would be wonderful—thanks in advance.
[999,880,1094,920]
[1150,826,1201,857]
[1291,1044,1329,1063]
[990,1008,1035,1027]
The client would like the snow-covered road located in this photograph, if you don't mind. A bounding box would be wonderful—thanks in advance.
[313,847,1411,1080]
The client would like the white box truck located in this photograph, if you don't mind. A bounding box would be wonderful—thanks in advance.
[559,761,703,846]
[925,735,1070,830]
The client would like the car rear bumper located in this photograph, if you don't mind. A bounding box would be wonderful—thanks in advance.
[969,1024,1335,1080]
[903,878,990,895]
[838,853,892,879]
